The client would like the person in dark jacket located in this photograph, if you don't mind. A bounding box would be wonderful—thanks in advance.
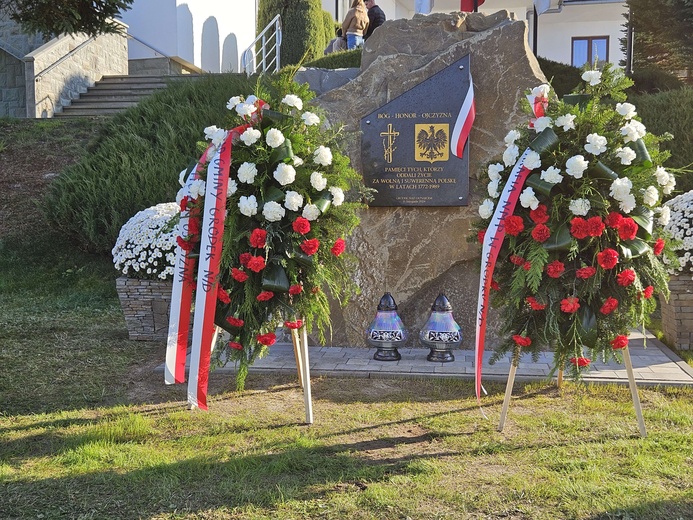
[364,0,386,40]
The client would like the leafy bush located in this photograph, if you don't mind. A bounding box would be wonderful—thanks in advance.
[537,57,581,98]
[628,66,684,95]
[634,87,693,194]
[44,74,257,253]
[304,49,362,69]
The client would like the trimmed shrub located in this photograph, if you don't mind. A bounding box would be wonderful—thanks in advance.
[44,74,257,253]
[537,57,581,98]
[628,66,684,95]
[305,49,362,69]
[258,0,327,67]
[633,87,693,194]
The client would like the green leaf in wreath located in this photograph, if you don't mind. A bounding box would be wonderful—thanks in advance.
[631,206,654,236]
[620,238,650,259]
[314,193,332,214]
[542,224,572,251]
[629,139,653,168]
[264,185,285,203]
[261,262,290,293]
[269,138,293,165]
[588,161,619,181]
[526,173,554,198]
[562,93,591,110]
[529,127,559,154]
[260,108,290,129]
[577,306,597,348]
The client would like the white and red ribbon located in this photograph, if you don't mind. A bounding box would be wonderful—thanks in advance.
[475,149,533,403]
[451,79,476,159]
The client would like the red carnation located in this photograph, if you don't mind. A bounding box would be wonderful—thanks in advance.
[491,279,500,291]
[617,269,636,287]
[176,236,195,251]
[239,252,252,267]
[526,296,546,310]
[331,237,346,257]
[576,266,597,279]
[216,286,231,305]
[180,195,192,212]
[509,255,525,266]
[600,297,619,315]
[523,261,532,271]
[570,217,589,240]
[228,341,243,350]
[284,320,304,330]
[529,204,549,224]
[226,316,244,328]
[257,332,276,346]
[560,296,580,313]
[653,238,665,255]
[605,211,623,228]
[546,260,565,278]
[618,217,638,241]
[292,217,311,235]
[512,334,532,347]
[531,224,551,243]
[289,284,303,295]
[570,357,591,367]
[587,216,605,237]
[249,228,267,248]
[477,229,486,244]
[643,285,654,299]
[256,291,274,301]
[610,335,629,350]
[300,238,320,256]
[504,215,524,236]
[246,255,266,273]
[231,267,248,282]
[597,248,619,269]
[187,217,201,237]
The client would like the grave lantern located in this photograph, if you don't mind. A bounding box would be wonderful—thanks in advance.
[366,292,407,361]
[420,293,462,362]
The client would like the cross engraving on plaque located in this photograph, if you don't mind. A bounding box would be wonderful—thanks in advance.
[380,123,399,164]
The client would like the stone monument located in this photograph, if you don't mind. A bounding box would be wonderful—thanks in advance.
[314,10,547,348]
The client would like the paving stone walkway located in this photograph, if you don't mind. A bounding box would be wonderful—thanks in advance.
[204,329,693,387]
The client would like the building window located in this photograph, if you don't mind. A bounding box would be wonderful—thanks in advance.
[572,36,609,68]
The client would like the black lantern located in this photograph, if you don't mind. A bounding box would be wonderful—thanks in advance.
[366,292,407,361]
[420,293,462,362]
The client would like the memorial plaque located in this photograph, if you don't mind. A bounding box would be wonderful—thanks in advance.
[360,55,474,206]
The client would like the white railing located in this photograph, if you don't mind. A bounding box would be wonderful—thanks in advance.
[241,14,282,76]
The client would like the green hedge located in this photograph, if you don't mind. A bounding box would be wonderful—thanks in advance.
[537,57,582,98]
[304,49,362,69]
[44,74,257,253]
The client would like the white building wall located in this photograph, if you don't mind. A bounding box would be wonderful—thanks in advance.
[121,0,258,73]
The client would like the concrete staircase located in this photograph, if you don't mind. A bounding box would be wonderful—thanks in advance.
[55,74,199,117]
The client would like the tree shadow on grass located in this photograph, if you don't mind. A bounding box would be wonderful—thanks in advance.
[586,500,693,520]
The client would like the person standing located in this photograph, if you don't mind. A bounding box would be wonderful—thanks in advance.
[341,0,369,49]
[364,0,386,40]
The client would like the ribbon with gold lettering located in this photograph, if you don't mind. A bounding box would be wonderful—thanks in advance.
[451,76,475,159]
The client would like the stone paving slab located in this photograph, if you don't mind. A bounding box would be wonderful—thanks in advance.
[158,330,693,387]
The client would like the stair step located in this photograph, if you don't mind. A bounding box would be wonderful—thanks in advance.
[89,82,168,91]
[55,108,127,117]
[80,90,162,101]
[67,100,140,109]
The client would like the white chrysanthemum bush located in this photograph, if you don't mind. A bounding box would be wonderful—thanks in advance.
[664,191,693,276]
[112,202,179,280]
[472,64,679,377]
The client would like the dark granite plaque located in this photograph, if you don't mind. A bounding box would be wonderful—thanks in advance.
[360,55,473,206]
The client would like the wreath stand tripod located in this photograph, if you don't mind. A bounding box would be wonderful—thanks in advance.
[289,322,314,425]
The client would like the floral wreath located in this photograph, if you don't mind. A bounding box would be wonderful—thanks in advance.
[176,76,366,389]
[473,64,678,377]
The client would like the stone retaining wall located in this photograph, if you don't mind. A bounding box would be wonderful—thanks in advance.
[116,277,172,341]
[661,276,693,350]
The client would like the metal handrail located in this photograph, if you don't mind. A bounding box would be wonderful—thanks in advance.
[33,35,97,82]
[241,14,282,76]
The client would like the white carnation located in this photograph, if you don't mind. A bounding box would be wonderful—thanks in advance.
[479,199,494,219]
[569,198,591,216]
[310,171,327,191]
[240,128,261,146]
[621,120,647,143]
[659,205,671,226]
[655,166,671,186]
[226,96,242,110]
[531,84,550,98]
[262,200,286,222]
[584,133,607,155]
[293,156,304,166]
[581,70,602,86]
[266,128,286,148]
[566,155,589,178]
[618,193,637,214]
[519,187,539,210]
[313,145,333,166]
[284,191,304,212]
[616,102,637,120]
[524,150,542,170]
[533,116,553,133]
[643,186,659,206]
[488,163,504,181]
[273,163,296,186]
[237,162,257,184]
[239,195,258,216]
[555,113,576,131]
[663,178,676,195]
[281,94,303,110]
[227,179,238,197]
[189,179,206,199]
[302,203,321,221]
[487,180,500,199]
[503,144,519,167]
[329,186,345,206]
[301,111,320,126]
[235,102,257,117]
[540,166,563,184]
[246,95,258,104]
[610,177,633,201]
[615,147,637,165]
[504,130,521,145]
